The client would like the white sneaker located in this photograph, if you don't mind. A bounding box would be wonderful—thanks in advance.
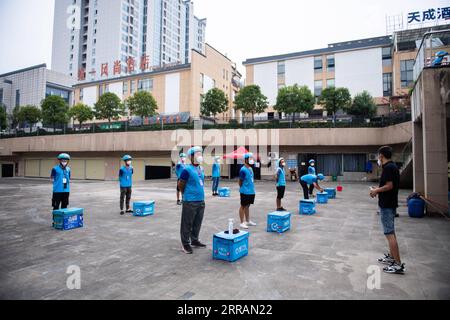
[239,222,249,229]
[247,221,257,226]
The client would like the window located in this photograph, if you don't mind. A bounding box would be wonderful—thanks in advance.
[15,90,20,107]
[314,56,323,73]
[383,73,392,97]
[343,154,366,172]
[326,79,335,88]
[200,73,204,89]
[277,61,285,75]
[0,88,3,105]
[382,47,392,67]
[326,55,335,72]
[130,80,136,94]
[123,82,128,95]
[314,80,322,97]
[316,154,342,176]
[400,60,414,88]
[138,78,153,91]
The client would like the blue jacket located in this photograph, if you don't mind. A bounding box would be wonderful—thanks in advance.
[51,165,71,193]
[276,167,286,187]
[308,166,316,175]
[239,166,255,195]
[176,162,186,179]
[119,166,134,188]
[301,174,318,185]
[180,164,205,202]
[212,163,221,178]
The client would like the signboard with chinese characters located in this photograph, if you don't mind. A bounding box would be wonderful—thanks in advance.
[407,7,450,25]
[78,55,183,81]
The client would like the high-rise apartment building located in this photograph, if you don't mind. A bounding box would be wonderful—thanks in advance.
[52,0,206,81]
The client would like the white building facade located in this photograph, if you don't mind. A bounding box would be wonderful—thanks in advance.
[244,36,393,119]
[52,0,206,81]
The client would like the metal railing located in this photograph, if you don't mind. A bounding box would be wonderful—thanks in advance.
[413,29,450,82]
[0,112,412,139]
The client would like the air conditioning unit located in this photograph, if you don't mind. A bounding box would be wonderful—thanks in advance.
[369,154,378,161]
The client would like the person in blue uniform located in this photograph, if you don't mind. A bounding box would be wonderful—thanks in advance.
[300,173,324,199]
[51,153,72,210]
[308,159,316,197]
[119,155,134,215]
[178,147,207,254]
[239,153,257,229]
[212,156,221,196]
[176,153,187,205]
[275,158,287,211]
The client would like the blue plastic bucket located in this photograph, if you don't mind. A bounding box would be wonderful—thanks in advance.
[408,198,425,218]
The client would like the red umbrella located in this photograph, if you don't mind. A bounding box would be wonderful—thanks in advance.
[223,147,260,160]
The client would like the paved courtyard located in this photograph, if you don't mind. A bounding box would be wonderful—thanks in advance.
[0,177,449,300]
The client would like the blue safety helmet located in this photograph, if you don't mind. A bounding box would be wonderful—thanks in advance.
[278,158,285,167]
[317,173,325,181]
[122,155,133,161]
[309,159,315,164]
[187,146,202,156]
[243,152,253,160]
[57,153,71,160]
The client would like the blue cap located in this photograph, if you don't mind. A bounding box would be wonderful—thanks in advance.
[309,159,315,164]
[243,152,253,160]
[122,155,132,161]
[317,173,325,181]
[57,153,71,160]
[187,146,202,156]
[180,153,187,158]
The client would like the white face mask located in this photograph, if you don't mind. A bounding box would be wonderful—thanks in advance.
[311,163,315,167]
[377,159,382,167]
[248,159,255,165]
[280,162,285,167]
[126,161,132,166]
[61,161,68,167]
[195,156,204,164]
[181,158,186,163]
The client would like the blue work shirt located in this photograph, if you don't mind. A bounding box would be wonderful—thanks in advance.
[301,174,318,185]
[180,164,205,202]
[308,165,316,175]
[119,165,134,188]
[276,167,286,187]
[212,163,221,178]
[239,166,255,195]
[176,162,186,179]
[51,165,71,193]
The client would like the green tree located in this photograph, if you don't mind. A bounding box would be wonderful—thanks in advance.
[0,106,7,131]
[94,93,125,128]
[68,103,94,130]
[200,88,229,119]
[11,105,21,128]
[126,91,158,119]
[275,85,315,124]
[41,95,69,130]
[318,87,351,125]
[346,91,377,118]
[234,85,268,125]
[17,105,42,133]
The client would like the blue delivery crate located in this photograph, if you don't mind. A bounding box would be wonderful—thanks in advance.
[317,192,329,204]
[299,199,316,215]
[213,231,249,262]
[267,211,291,233]
[133,201,155,216]
[52,208,84,231]
[324,188,336,199]
[218,187,230,198]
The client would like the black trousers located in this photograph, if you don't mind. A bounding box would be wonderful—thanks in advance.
[52,192,70,210]
[180,201,205,246]
[300,181,310,200]
[120,187,132,210]
[309,184,314,196]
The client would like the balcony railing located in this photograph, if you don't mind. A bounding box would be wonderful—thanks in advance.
[413,29,450,82]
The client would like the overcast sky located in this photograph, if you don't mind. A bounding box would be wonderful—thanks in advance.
[0,0,448,76]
